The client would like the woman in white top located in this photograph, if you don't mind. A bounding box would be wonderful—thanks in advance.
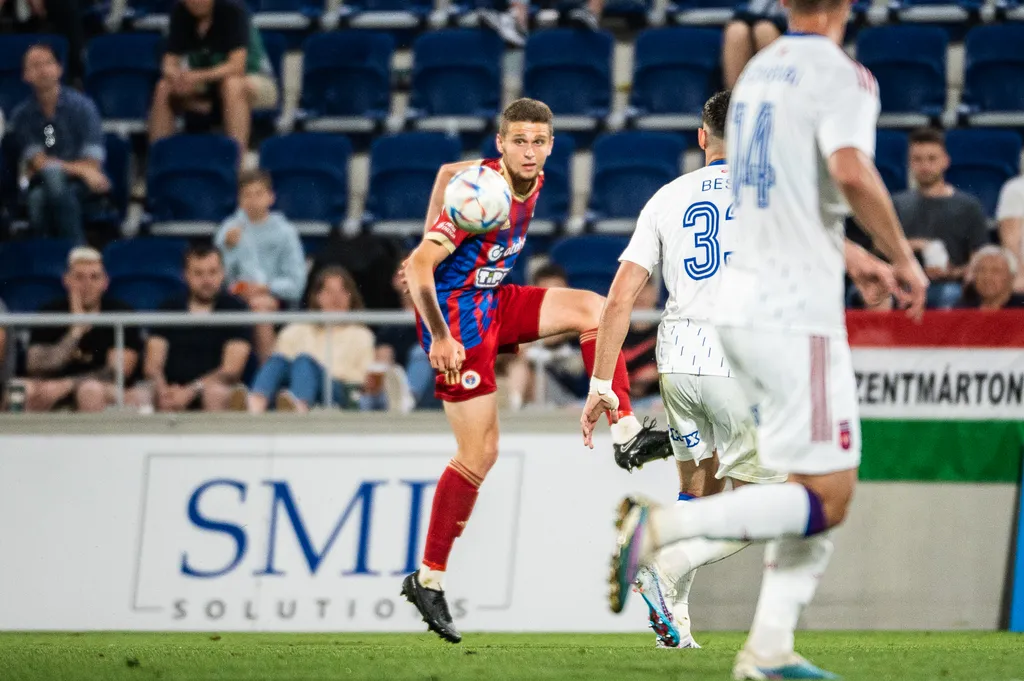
[248,266,375,412]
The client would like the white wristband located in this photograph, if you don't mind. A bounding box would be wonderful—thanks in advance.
[589,377,613,395]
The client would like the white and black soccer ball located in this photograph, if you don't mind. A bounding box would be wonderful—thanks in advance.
[443,165,512,235]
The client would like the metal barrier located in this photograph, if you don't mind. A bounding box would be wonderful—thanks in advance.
[0,309,666,410]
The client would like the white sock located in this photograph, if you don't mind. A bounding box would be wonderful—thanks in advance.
[418,565,445,591]
[655,536,750,633]
[745,534,834,659]
[610,413,642,445]
[652,483,820,544]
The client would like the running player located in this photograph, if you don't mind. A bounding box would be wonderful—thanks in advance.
[597,0,928,676]
[400,98,667,644]
[583,91,787,650]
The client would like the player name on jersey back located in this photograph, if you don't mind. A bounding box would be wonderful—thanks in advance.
[717,34,881,336]
[619,161,734,378]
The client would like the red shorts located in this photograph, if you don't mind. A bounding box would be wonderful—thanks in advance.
[428,284,548,403]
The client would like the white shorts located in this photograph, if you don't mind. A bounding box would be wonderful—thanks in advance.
[717,327,862,476]
[660,373,786,484]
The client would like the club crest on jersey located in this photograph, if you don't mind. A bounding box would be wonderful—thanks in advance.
[839,420,852,450]
[461,370,482,390]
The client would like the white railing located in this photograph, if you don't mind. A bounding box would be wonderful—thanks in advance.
[0,309,666,410]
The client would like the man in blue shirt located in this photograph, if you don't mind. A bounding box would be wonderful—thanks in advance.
[8,43,109,244]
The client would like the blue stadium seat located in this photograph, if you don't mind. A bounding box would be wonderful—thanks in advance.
[260,133,351,235]
[86,133,132,232]
[669,0,737,26]
[480,134,576,235]
[549,235,630,295]
[107,274,187,311]
[523,29,613,133]
[364,132,462,235]
[0,34,68,116]
[408,30,503,135]
[945,129,1023,218]
[875,130,909,195]
[629,27,721,131]
[0,239,73,312]
[856,26,947,128]
[147,134,239,236]
[588,131,687,233]
[103,238,189,278]
[250,0,322,30]
[338,0,433,29]
[962,24,1024,128]
[84,33,161,136]
[891,0,980,24]
[299,31,394,134]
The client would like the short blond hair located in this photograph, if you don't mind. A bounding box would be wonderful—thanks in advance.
[67,246,103,268]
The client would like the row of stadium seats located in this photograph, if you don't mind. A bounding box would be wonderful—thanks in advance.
[3,23,1024,143]
[105,0,1024,33]
[135,128,1021,240]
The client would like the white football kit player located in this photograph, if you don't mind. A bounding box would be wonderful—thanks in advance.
[716,33,880,476]
[619,161,784,485]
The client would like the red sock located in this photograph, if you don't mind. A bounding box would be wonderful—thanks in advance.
[422,459,482,571]
[579,328,634,419]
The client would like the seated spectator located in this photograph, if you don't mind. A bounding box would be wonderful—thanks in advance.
[131,244,251,412]
[995,174,1024,292]
[149,0,279,153]
[0,0,85,85]
[505,264,587,409]
[215,170,306,361]
[956,246,1024,310]
[246,266,375,413]
[722,0,784,88]
[623,281,660,402]
[23,247,142,412]
[9,43,109,244]
[893,129,988,284]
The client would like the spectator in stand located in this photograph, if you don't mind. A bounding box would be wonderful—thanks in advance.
[995,175,1024,292]
[722,0,785,88]
[957,246,1024,310]
[622,280,660,402]
[0,0,86,85]
[505,264,587,409]
[131,244,251,412]
[9,43,109,244]
[894,129,989,282]
[215,170,306,361]
[245,266,375,413]
[148,0,279,153]
[480,0,604,48]
[23,247,142,412]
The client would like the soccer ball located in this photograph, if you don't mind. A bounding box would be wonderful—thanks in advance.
[444,165,512,234]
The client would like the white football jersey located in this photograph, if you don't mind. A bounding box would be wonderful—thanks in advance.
[619,161,734,377]
[716,34,880,336]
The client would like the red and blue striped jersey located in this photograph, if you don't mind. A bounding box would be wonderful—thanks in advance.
[421,157,544,351]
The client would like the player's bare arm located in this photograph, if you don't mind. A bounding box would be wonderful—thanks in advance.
[406,240,466,383]
[828,147,928,320]
[581,261,651,448]
[422,160,485,235]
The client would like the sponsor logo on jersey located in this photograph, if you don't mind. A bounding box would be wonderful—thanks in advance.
[461,370,481,390]
[475,267,510,289]
[669,427,702,450]
[433,220,458,241]
[488,237,526,263]
[838,420,851,450]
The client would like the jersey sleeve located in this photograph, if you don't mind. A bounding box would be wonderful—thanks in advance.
[815,61,880,159]
[618,201,661,274]
[424,211,471,254]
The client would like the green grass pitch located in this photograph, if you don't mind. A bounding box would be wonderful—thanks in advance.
[0,632,1021,681]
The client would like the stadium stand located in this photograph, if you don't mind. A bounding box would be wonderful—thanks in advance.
[147,134,240,236]
[549,234,630,295]
[588,131,687,233]
[298,31,395,135]
[84,32,162,137]
[336,0,435,30]
[522,28,613,133]
[962,23,1024,128]
[0,239,73,312]
[247,0,322,31]
[945,128,1023,218]
[259,133,351,235]
[0,34,68,117]
[363,132,461,235]
[629,27,721,132]
[856,25,948,129]
[254,30,288,129]
[103,237,189,311]
[669,0,737,26]
[876,130,910,195]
